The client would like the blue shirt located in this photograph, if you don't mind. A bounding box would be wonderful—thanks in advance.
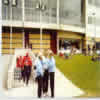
[36,58,43,77]
[48,57,56,72]
[43,57,49,70]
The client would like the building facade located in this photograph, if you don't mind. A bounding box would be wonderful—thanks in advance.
[1,0,100,55]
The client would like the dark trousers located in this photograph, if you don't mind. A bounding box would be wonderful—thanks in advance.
[21,68,25,81]
[24,66,31,85]
[49,72,55,98]
[43,69,49,94]
[37,76,43,98]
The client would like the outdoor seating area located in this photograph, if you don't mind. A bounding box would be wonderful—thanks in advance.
[58,47,82,59]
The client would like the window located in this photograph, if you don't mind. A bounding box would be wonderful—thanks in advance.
[12,0,22,21]
[88,16,93,24]
[88,0,93,4]
[59,0,82,26]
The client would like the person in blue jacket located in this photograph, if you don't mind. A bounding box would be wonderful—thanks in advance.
[42,51,49,97]
[48,50,56,98]
[35,53,44,98]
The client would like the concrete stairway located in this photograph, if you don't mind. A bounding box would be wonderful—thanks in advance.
[4,68,84,97]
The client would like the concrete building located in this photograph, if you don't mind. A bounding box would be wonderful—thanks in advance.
[1,0,100,55]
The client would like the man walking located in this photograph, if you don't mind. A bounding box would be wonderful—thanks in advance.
[22,53,32,85]
[35,53,44,98]
[48,50,56,98]
[43,51,49,97]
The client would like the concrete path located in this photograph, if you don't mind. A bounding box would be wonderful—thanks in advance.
[4,68,84,97]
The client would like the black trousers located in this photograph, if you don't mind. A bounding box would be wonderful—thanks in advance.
[43,69,49,94]
[49,72,55,98]
[37,75,43,98]
[24,66,31,85]
[21,68,25,81]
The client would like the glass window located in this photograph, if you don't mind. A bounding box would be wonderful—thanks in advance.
[24,0,57,24]
[88,0,94,5]
[45,0,57,24]
[88,0,100,7]
[12,7,22,21]
[96,18,100,26]
[2,0,10,20]
[59,0,82,26]
[95,0,100,6]
[2,0,22,21]
[12,0,22,21]
[41,0,57,24]
[24,0,40,22]
[88,16,93,24]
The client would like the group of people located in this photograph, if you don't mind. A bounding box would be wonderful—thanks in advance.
[16,53,32,85]
[16,50,56,98]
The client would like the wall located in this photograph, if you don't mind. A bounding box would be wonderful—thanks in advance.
[29,33,51,53]
[58,31,83,40]
[2,33,23,54]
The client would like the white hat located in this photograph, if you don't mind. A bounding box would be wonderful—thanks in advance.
[49,50,53,54]
[38,52,43,57]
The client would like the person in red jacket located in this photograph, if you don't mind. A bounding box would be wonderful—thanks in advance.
[19,56,25,81]
[22,53,32,85]
[16,56,23,81]
[16,57,21,68]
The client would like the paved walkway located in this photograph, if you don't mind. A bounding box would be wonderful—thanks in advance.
[5,68,84,97]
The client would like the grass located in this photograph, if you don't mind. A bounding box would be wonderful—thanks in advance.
[55,54,100,95]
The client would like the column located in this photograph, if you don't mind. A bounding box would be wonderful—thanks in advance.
[0,0,2,56]
[57,0,59,29]
[85,0,89,54]
[57,37,59,55]
[57,0,59,54]
[22,0,25,48]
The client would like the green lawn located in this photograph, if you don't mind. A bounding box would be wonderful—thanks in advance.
[55,54,100,95]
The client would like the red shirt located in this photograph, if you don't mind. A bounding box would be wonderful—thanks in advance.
[59,52,63,57]
[22,56,32,67]
[16,57,23,68]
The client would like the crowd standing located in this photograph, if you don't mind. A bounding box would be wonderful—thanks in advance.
[16,49,56,98]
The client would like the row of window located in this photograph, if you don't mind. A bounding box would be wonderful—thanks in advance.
[88,0,100,6]
[2,0,83,26]
[3,0,100,10]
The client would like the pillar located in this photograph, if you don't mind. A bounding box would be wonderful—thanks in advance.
[0,0,2,56]
[85,0,89,55]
